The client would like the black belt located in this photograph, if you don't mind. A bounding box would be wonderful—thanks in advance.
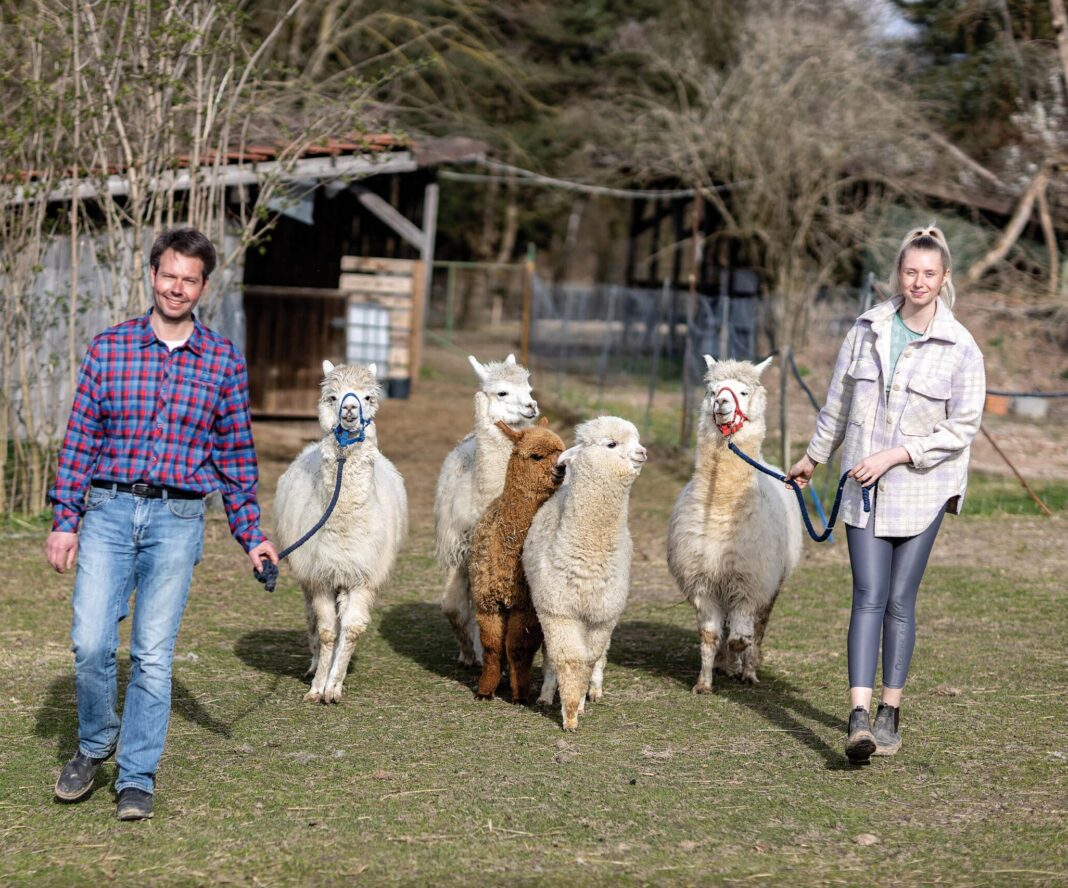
[91,480,203,500]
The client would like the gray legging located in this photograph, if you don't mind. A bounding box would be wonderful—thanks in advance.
[845,502,947,689]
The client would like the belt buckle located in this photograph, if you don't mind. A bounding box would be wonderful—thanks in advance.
[131,482,152,497]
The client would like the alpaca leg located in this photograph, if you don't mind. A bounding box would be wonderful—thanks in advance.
[505,610,543,705]
[693,596,725,695]
[727,608,756,654]
[752,591,780,668]
[557,659,595,732]
[302,591,319,678]
[442,566,479,666]
[475,611,506,700]
[536,653,557,706]
[304,590,339,702]
[587,652,607,704]
[323,588,373,703]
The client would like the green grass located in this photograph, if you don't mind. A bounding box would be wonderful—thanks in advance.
[1,506,1066,886]
[962,472,1068,516]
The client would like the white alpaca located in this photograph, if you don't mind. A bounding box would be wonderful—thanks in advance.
[523,417,647,731]
[667,355,802,693]
[274,360,408,703]
[434,354,538,665]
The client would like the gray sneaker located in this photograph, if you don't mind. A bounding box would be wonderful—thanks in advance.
[845,706,876,764]
[872,703,901,756]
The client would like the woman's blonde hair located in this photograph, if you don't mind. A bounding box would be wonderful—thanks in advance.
[888,223,956,309]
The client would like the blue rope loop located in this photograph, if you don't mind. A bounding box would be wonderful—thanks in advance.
[726,438,872,543]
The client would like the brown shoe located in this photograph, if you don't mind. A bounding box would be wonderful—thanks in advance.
[845,706,876,764]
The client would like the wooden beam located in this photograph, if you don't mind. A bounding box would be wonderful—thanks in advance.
[414,182,439,388]
[341,256,416,274]
[352,184,425,251]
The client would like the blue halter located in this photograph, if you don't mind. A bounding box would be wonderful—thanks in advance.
[333,391,373,448]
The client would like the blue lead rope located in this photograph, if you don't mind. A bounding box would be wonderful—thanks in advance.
[726,438,872,543]
[254,392,369,591]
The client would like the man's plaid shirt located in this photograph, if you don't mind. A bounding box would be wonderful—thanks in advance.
[49,310,265,552]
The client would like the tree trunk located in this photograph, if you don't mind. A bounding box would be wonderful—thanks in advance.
[965,170,1050,286]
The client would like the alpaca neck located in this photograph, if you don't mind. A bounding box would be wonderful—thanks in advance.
[319,435,376,506]
[560,471,631,552]
[474,423,513,501]
[692,420,765,512]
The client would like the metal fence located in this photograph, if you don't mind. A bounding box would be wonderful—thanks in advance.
[527,274,763,443]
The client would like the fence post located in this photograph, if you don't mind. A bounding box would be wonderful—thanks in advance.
[645,278,669,435]
[520,243,535,366]
[781,344,791,473]
[680,188,703,447]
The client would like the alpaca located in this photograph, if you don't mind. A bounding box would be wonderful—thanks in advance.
[666,355,802,693]
[434,353,538,666]
[467,418,565,703]
[273,360,408,703]
[523,417,647,731]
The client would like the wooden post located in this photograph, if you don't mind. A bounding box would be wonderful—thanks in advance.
[781,345,791,472]
[680,188,703,447]
[414,181,439,387]
[520,243,535,366]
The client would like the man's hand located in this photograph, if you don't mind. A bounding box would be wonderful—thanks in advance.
[848,446,911,487]
[45,531,79,573]
[247,539,279,573]
[785,454,818,489]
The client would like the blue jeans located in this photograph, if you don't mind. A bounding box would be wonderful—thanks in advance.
[71,486,204,794]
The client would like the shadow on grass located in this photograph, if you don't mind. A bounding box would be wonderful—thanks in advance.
[611,619,852,770]
[233,628,308,681]
[378,601,475,689]
[34,666,242,759]
[378,601,560,724]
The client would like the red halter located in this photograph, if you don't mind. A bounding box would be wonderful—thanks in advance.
[713,385,749,437]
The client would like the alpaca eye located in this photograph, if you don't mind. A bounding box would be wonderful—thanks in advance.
[531,454,544,461]
[497,391,508,398]
[607,442,617,449]
[328,395,338,403]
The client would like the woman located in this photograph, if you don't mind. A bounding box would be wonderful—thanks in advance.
[786,225,985,764]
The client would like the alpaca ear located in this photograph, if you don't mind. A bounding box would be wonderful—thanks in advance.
[754,356,774,376]
[703,354,716,370]
[468,355,487,381]
[505,353,516,366]
[557,444,583,466]
[496,420,522,443]
[367,362,377,378]
[537,416,549,428]
[322,359,335,377]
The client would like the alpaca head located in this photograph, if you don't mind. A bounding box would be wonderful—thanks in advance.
[700,355,772,439]
[496,417,566,494]
[318,360,381,437]
[558,416,647,483]
[469,353,538,427]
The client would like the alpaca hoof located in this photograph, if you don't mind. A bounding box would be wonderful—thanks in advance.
[562,719,578,732]
[475,692,493,701]
[323,685,343,703]
[692,680,714,695]
[536,695,553,707]
[511,695,527,706]
[457,651,475,667]
[303,689,323,703]
[587,687,603,704]
[740,669,759,685]
[728,635,752,653]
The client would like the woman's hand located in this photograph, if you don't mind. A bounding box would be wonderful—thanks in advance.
[786,454,817,489]
[848,446,911,487]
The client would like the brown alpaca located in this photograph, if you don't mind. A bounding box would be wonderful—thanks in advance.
[467,418,565,703]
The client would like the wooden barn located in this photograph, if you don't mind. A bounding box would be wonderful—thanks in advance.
[238,136,485,415]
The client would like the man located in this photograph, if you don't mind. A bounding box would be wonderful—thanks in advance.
[46,228,278,821]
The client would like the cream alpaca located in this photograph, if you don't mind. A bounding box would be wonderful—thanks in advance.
[667,356,802,692]
[523,416,647,731]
